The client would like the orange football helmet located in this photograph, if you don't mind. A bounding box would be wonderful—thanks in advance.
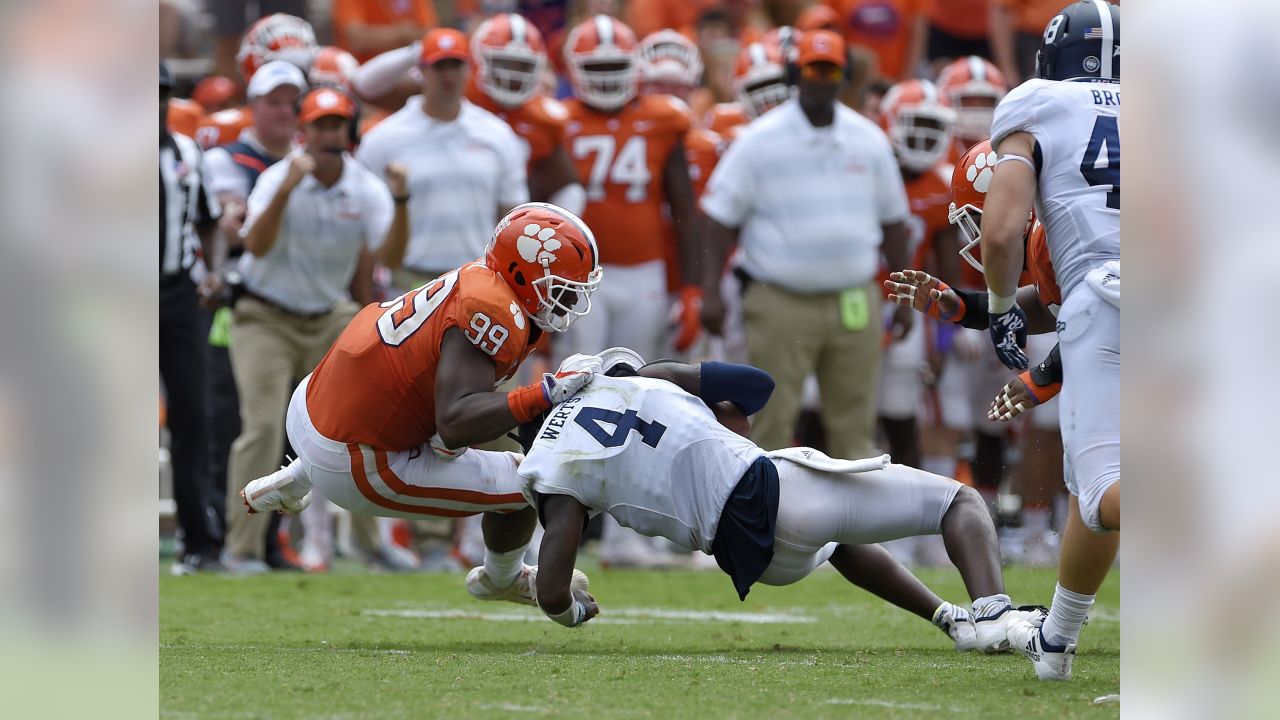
[948,139,1035,272]
[237,13,318,81]
[486,203,603,333]
[565,15,639,111]
[309,46,359,90]
[192,75,238,113]
[936,56,1008,142]
[879,79,956,173]
[733,39,791,119]
[472,13,548,108]
[638,30,703,93]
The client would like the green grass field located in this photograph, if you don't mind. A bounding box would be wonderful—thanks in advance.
[160,563,1118,719]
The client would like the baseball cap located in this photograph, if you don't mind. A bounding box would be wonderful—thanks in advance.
[795,29,847,67]
[299,88,356,124]
[419,28,470,65]
[247,60,307,100]
[160,60,174,89]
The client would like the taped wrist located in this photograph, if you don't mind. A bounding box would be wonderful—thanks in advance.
[954,288,991,330]
[545,599,587,628]
[699,361,775,416]
[508,379,551,424]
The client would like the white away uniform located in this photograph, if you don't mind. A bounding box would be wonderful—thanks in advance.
[518,375,963,586]
[991,78,1120,531]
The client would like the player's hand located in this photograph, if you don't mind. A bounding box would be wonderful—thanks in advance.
[882,270,964,323]
[700,288,726,336]
[671,286,703,352]
[283,153,316,190]
[989,370,1062,422]
[989,305,1030,370]
[197,273,224,310]
[385,162,409,198]
[428,432,467,460]
[540,366,595,405]
[574,588,600,624]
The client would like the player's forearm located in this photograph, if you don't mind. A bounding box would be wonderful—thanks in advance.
[988,5,1020,84]
[699,217,735,297]
[949,284,1054,333]
[351,43,417,100]
[664,146,701,286]
[435,391,522,450]
[981,137,1038,301]
[243,186,292,257]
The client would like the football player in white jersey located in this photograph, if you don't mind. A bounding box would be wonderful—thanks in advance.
[518,348,1044,654]
[977,0,1120,681]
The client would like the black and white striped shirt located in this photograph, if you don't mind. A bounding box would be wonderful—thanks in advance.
[160,132,220,279]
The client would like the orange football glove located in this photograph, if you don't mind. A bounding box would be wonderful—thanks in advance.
[672,286,703,352]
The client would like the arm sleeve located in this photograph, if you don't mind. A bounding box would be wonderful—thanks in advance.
[351,43,419,99]
[239,160,286,238]
[873,135,911,224]
[363,168,395,251]
[698,133,753,228]
[990,79,1047,147]
[698,361,776,416]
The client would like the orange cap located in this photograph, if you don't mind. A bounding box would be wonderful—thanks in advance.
[419,28,471,65]
[796,6,841,32]
[795,29,846,67]
[299,88,356,124]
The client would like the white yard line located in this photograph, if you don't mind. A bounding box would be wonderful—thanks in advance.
[361,606,816,625]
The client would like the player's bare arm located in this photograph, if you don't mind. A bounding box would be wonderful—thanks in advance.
[664,141,700,286]
[535,494,599,626]
[980,131,1037,300]
[884,270,1057,334]
[433,328,529,449]
[697,217,738,335]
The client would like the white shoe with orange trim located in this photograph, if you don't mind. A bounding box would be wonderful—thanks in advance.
[465,564,590,606]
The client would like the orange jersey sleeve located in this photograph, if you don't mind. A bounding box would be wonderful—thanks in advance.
[684,127,723,201]
[196,108,253,149]
[333,0,437,62]
[906,163,956,270]
[306,263,542,451]
[565,95,693,266]
[467,86,569,169]
[1026,224,1061,308]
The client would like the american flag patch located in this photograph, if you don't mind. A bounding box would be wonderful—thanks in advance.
[1083,27,1105,39]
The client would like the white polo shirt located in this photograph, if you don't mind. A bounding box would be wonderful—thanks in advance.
[357,97,529,272]
[239,151,394,313]
[700,99,910,293]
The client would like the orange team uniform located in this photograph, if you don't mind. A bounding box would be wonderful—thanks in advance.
[825,0,920,81]
[167,98,204,138]
[703,102,749,143]
[878,161,954,286]
[564,94,692,266]
[660,125,723,291]
[1025,223,1061,307]
[332,0,438,63]
[307,262,547,452]
[466,82,569,170]
[196,107,253,149]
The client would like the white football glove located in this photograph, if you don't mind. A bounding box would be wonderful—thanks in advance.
[541,365,596,405]
[555,353,604,376]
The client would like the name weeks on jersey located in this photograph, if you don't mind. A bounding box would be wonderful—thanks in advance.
[539,395,584,442]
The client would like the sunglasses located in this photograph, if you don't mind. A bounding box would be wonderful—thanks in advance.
[799,63,845,82]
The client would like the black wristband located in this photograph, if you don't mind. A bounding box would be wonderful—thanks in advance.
[1029,343,1063,386]
[393,195,410,203]
[953,288,992,330]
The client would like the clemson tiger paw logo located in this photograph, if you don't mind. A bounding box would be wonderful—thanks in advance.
[966,151,999,193]
[517,223,562,265]
[509,301,526,330]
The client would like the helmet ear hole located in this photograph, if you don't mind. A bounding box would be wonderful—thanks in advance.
[512,270,526,286]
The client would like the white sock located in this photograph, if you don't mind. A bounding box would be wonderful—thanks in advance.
[483,546,528,588]
[972,593,1012,619]
[1024,508,1051,537]
[1042,583,1094,647]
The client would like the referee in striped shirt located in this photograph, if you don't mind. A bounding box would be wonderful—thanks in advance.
[161,61,229,574]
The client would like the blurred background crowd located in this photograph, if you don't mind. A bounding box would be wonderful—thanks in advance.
[160,0,1092,577]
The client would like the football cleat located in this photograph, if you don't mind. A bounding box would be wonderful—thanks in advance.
[242,460,312,515]
[932,602,978,653]
[465,564,589,606]
[974,602,1049,653]
[1008,617,1076,681]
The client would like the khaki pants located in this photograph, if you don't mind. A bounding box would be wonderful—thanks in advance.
[390,267,447,295]
[224,297,360,560]
[743,281,882,459]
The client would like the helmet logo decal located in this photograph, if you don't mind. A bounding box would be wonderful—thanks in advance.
[518,223,562,265]
[966,151,998,192]
[1083,56,1100,73]
[509,301,526,330]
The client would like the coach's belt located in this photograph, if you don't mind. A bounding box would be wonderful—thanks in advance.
[240,289,333,320]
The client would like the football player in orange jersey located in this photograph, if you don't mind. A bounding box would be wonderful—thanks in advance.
[936,56,1008,158]
[559,15,698,365]
[193,75,239,114]
[469,14,586,215]
[243,203,602,604]
[884,139,1065,566]
[875,79,961,482]
[166,97,205,138]
[637,29,721,355]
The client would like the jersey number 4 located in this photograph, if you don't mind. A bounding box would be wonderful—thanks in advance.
[574,408,666,449]
[573,135,650,203]
[1080,116,1120,210]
